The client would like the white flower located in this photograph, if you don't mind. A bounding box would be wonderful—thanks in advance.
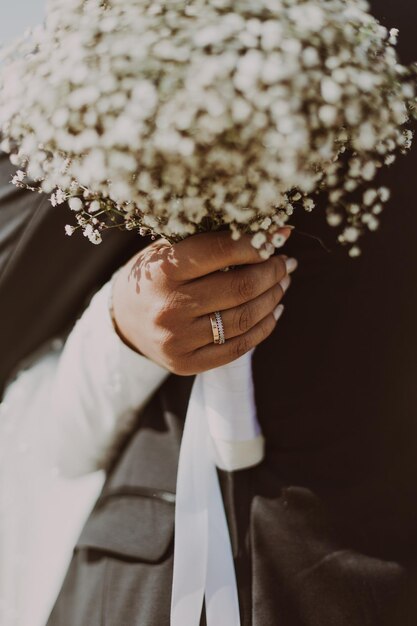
[259,243,275,260]
[14,170,25,182]
[259,217,272,230]
[363,188,378,206]
[234,50,263,91]
[132,81,158,117]
[232,98,252,123]
[327,212,343,227]
[89,230,102,244]
[321,78,342,104]
[378,187,391,202]
[389,28,399,45]
[343,226,360,243]
[251,232,267,249]
[68,197,83,212]
[348,204,360,215]
[272,232,286,248]
[344,180,358,192]
[362,162,377,181]
[303,198,315,212]
[319,105,337,126]
[65,224,75,236]
[52,108,70,127]
[289,4,325,32]
[88,200,101,213]
[385,154,396,165]
[348,246,361,258]
[355,123,377,151]
[0,0,413,255]
[53,189,67,205]
[260,21,283,51]
[367,216,379,231]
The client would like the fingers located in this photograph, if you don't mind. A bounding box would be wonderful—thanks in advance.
[188,254,297,314]
[189,278,291,349]
[165,228,293,281]
[190,309,281,372]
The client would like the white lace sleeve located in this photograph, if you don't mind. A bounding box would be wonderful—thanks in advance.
[46,276,170,476]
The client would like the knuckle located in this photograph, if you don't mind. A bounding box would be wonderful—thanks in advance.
[230,335,250,360]
[155,290,190,328]
[170,354,201,376]
[270,257,281,284]
[159,329,179,357]
[154,306,174,329]
[260,316,275,341]
[271,284,282,306]
[234,273,255,301]
[169,363,191,376]
[236,303,253,333]
[162,261,177,281]
[166,289,188,310]
[274,255,287,282]
[213,233,231,260]
[276,281,285,301]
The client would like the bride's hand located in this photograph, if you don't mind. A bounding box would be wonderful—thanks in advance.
[112,229,297,375]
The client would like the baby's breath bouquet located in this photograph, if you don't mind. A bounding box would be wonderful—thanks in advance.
[0,0,416,258]
[2,3,417,620]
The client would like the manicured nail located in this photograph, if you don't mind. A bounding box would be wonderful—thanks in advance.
[280,274,291,293]
[285,257,298,273]
[273,304,285,321]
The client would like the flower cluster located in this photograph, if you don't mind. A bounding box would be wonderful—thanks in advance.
[0,0,416,255]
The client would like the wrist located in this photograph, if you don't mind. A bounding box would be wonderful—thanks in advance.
[108,269,145,357]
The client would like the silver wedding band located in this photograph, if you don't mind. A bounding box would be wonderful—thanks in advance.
[209,310,226,345]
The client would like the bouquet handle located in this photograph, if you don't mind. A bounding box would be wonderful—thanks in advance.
[202,349,264,471]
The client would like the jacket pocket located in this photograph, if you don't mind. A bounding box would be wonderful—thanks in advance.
[75,486,175,563]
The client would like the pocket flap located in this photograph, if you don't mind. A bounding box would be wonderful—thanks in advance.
[76,488,175,563]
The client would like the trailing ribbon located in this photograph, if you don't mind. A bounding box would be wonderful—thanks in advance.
[170,350,264,626]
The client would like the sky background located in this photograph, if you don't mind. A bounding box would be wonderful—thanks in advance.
[0,1,46,46]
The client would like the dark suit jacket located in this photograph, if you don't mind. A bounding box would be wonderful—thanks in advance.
[1,2,417,624]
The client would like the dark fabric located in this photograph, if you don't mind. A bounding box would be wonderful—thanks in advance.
[1,1,417,624]
[47,141,417,626]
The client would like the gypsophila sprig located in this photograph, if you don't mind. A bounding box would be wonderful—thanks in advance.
[1,0,416,256]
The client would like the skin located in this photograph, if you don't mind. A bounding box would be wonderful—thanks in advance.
[112,228,297,375]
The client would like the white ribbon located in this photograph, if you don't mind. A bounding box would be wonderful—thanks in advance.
[171,350,264,626]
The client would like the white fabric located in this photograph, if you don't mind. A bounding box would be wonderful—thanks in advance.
[210,434,265,472]
[0,276,265,626]
[0,349,105,626]
[46,279,169,477]
[171,350,264,626]
[202,349,264,470]
[0,278,169,626]
[171,375,241,626]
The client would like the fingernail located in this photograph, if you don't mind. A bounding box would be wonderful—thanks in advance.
[273,304,285,322]
[285,257,298,273]
[280,227,293,238]
[280,274,291,293]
